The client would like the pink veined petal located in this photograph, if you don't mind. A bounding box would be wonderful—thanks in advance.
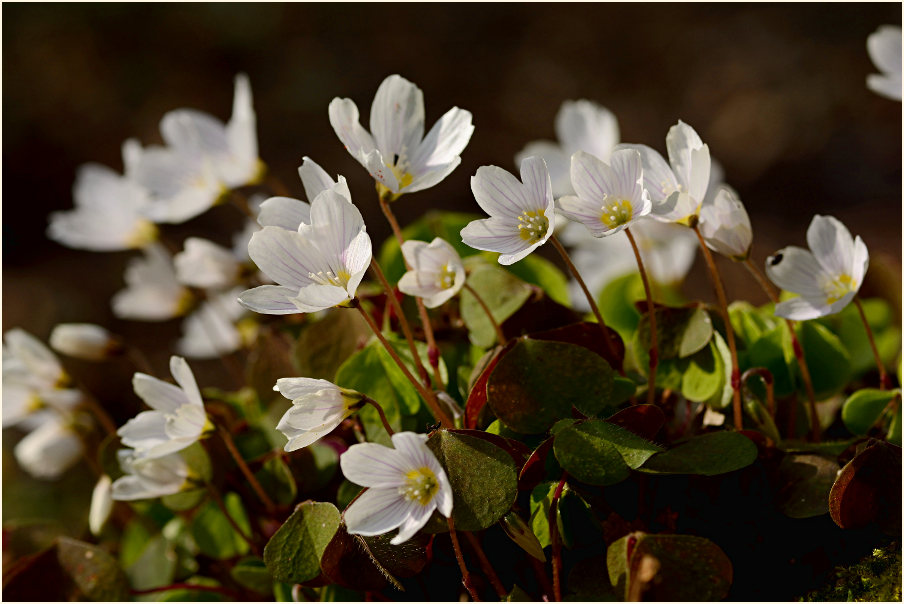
[460,217,527,256]
[344,487,416,537]
[518,156,553,213]
[369,75,425,164]
[328,97,377,164]
[238,285,303,315]
[290,284,350,313]
[570,151,619,206]
[391,502,436,545]
[556,195,610,238]
[607,148,645,204]
[764,247,828,299]
[341,443,408,488]
[277,400,347,433]
[470,165,534,219]
[389,432,431,470]
[257,197,312,231]
[806,215,855,279]
[282,424,336,452]
[405,159,461,194]
[309,189,367,259]
[408,107,474,174]
[616,143,679,204]
[247,226,321,289]
[499,239,548,266]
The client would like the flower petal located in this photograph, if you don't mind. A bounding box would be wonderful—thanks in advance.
[408,107,474,175]
[555,99,619,161]
[765,246,828,299]
[298,156,351,204]
[774,296,831,321]
[132,374,189,413]
[169,356,203,408]
[519,156,554,215]
[238,285,303,315]
[248,226,321,288]
[344,487,415,537]
[341,443,408,488]
[118,410,169,450]
[369,75,425,163]
[290,284,350,313]
[460,216,528,256]
[615,143,679,203]
[570,150,619,206]
[471,166,534,219]
[257,197,312,231]
[390,502,435,545]
[329,97,377,164]
[666,120,705,190]
[806,215,854,279]
[515,141,571,198]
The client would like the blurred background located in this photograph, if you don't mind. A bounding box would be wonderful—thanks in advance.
[2,4,901,520]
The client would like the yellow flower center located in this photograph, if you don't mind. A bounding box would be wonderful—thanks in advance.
[308,269,351,288]
[436,264,457,290]
[399,466,439,506]
[517,209,549,243]
[600,198,633,229]
[824,273,855,304]
[128,220,159,248]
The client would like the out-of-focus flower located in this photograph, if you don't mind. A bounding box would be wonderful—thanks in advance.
[766,215,869,320]
[50,323,123,361]
[89,475,114,535]
[867,25,902,101]
[461,156,556,265]
[239,189,372,314]
[112,244,193,321]
[256,157,351,231]
[398,238,466,308]
[118,356,212,459]
[557,149,651,237]
[131,74,262,224]
[111,449,194,501]
[516,99,620,197]
[617,120,712,225]
[177,288,252,360]
[698,186,752,261]
[329,74,474,199]
[174,238,243,290]
[341,432,452,545]
[13,413,84,480]
[274,378,364,451]
[48,147,157,251]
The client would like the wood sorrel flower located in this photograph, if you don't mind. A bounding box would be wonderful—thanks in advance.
[176,288,250,360]
[766,215,869,320]
[329,74,474,200]
[867,25,902,101]
[118,356,212,459]
[257,156,351,231]
[341,432,452,545]
[698,186,753,261]
[13,412,84,480]
[398,238,465,308]
[516,99,620,197]
[557,148,651,237]
[111,449,194,501]
[112,243,193,322]
[89,475,114,535]
[274,378,364,451]
[238,188,372,314]
[50,323,122,361]
[460,156,556,265]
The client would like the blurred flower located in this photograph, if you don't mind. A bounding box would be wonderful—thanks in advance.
[112,243,193,321]
[698,186,752,261]
[118,356,212,459]
[329,74,474,199]
[131,74,262,224]
[766,215,869,320]
[461,156,556,265]
[274,378,364,451]
[47,146,157,251]
[89,475,114,535]
[111,449,194,501]
[618,120,712,224]
[516,99,620,197]
[50,323,122,361]
[175,238,243,290]
[239,188,372,314]
[13,412,84,480]
[177,288,252,360]
[867,25,902,101]
[398,238,466,308]
[557,149,651,237]
[341,432,452,545]
[256,157,351,231]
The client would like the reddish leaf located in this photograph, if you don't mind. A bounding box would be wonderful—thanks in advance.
[531,321,625,371]
[518,437,555,491]
[605,405,665,441]
[465,341,516,429]
[829,439,901,534]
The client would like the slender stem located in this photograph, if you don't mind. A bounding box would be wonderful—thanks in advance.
[744,257,820,440]
[854,297,890,390]
[530,555,555,601]
[463,531,507,599]
[550,236,623,373]
[377,194,445,388]
[447,516,481,602]
[131,583,240,598]
[463,282,506,344]
[742,367,776,422]
[215,422,276,514]
[79,392,118,437]
[549,473,568,602]
[126,345,155,375]
[206,483,261,556]
[363,397,395,436]
[693,226,743,431]
[625,228,658,406]
[230,189,255,219]
[370,259,432,389]
[353,301,454,428]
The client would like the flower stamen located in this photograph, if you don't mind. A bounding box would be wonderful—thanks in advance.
[399,466,439,506]
[516,209,549,243]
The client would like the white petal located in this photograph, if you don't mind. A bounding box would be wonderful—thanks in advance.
[391,502,435,545]
[177,292,245,359]
[570,150,619,205]
[369,75,425,163]
[765,247,828,299]
[275,377,341,400]
[1,383,38,427]
[329,98,377,164]
[174,238,240,289]
[89,475,114,535]
[118,410,169,450]
[408,107,474,176]
[50,323,118,361]
[390,432,432,470]
[277,397,347,431]
[867,25,902,100]
[364,149,399,192]
[666,120,705,190]
[615,143,679,203]
[555,99,620,161]
[224,73,259,186]
[774,296,831,321]
[607,148,646,205]
[4,328,64,385]
[298,157,351,204]
[404,160,461,195]
[557,195,611,238]
[169,356,204,408]
[867,73,903,101]
[248,227,320,288]
[282,425,336,451]
[111,475,180,500]
[309,189,367,254]
[133,373,189,414]
[515,141,572,198]
[15,416,84,480]
[806,215,854,279]
[851,236,870,288]
[460,217,530,256]
[471,166,534,219]
[112,244,189,321]
[398,272,446,307]
[238,285,302,315]
[520,156,555,214]
[342,230,373,298]
[340,443,408,488]
[344,487,415,536]
[687,145,711,206]
[290,284,351,313]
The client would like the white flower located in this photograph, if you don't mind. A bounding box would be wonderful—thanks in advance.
[329,74,474,198]
[617,120,712,225]
[460,156,556,265]
[118,356,211,459]
[89,475,114,535]
[238,188,372,314]
[516,99,620,197]
[256,157,351,231]
[766,215,869,320]
[340,432,452,545]
[177,288,250,360]
[13,413,84,480]
[398,238,466,308]
[698,186,752,261]
[174,238,243,289]
[274,378,364,451]
[111,449,194,501]
[557,149,651,237]
[131,74,261,224]
[867,25,902,101]
[50,323,122,361]
[112,243,193,321]
[47,148,157,251]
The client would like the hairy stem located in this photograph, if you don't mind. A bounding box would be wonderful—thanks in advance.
[625,228,658,405]
[463,282,506,344]
[855,297,890,390]
[448,516,481,602]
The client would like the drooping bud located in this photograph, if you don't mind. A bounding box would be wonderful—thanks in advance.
[50,323,123,361]
[89,475,114,535]
[698,186,752,261]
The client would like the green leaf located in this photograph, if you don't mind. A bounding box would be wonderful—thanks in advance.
[155,577,228,601]
[529,482,556,549]
[842,388,901,438]
[335,342,405,446]
[191,492,251,560]
[292,309,372,381]
[425,430,519,531]
[502,252,570,306]
[460,262,533,347]
[746,321,797,398]
[639,431,758,476]
[378,211,483,282]
[376,333,448,413]
[553,421,662,486]
[124,534,176,591]
[680,342,723,403]
[832,298,901,377]
[487,339,616,433]
[256,455,298,506]
[263,501,341,584]
[636,306,713,361]
[798,321,852,400]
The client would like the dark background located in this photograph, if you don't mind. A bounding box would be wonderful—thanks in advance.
[3,2,901,384]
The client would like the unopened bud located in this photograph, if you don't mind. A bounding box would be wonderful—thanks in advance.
[50,323,123,361]
[699,186,752,261]
[89,475,114,535]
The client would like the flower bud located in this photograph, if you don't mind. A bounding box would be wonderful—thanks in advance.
[699,186,752,261]
[50,323,122,361]
[89,475,114,535]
